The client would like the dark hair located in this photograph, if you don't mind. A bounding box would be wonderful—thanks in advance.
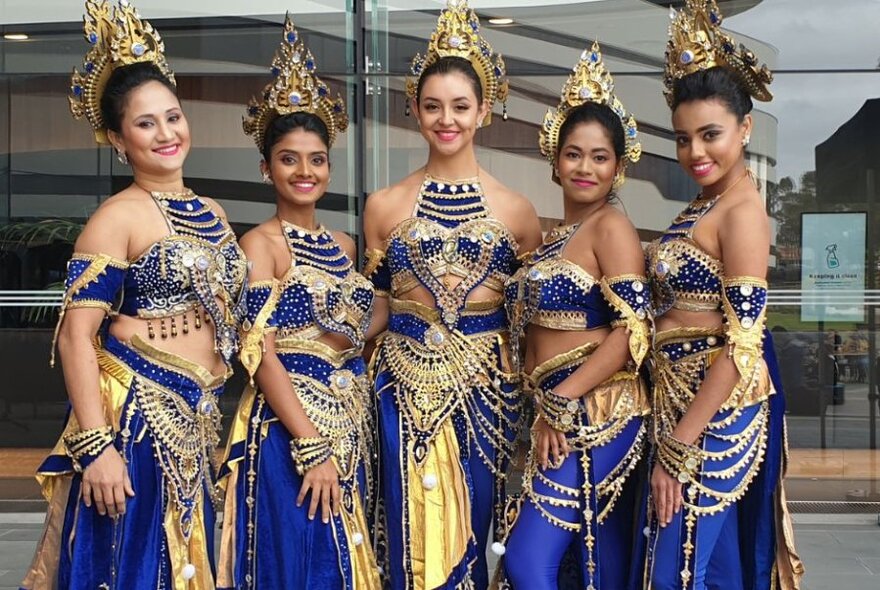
[557,102,625,163]
[671,66,753,121]
[261,112,330,162]
[415,56,483,104]
[100,62,177,134]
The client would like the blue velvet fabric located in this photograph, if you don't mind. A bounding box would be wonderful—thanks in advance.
[375,310,519,590]
[501,361,646,590]
[65,255,126,308]
[221,353,370,590]
[27,334,221,590]
[644,329,787,590]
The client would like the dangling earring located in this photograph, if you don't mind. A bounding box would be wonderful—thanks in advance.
[262,171,272,184]
[477,119,484,129]
[115,148,128,165]
[742,135,751,147]
[612,171,625,191]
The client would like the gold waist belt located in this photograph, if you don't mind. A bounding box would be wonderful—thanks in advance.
[527,342,650,433]
[652,326,772,413]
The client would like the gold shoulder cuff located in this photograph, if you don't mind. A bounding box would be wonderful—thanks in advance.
[600,274,651,368]
[239,279,282,384]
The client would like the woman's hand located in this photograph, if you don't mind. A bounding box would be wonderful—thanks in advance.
[532,415,570,470]
[651,463,683,527]
[81,446,135,517]
[296,459,341,524]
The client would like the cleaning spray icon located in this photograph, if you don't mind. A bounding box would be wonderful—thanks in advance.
[825,243,840,269]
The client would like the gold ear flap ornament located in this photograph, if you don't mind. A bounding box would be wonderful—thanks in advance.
[405,0,509,124]
[69,0,175,144]
[664,0,773,107]
[243,14,348,152]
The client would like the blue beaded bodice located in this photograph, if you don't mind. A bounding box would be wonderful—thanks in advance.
[123,190,247,361]
[247,222,373,352]
[645,195,724,316]
[506,224,613,339]
[385,176,519,329]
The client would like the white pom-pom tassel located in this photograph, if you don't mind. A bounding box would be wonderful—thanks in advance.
[422,473,438,490]
[643,526,651,538]
[491,541,506,556]
[182,563,196,580]
[352,532,364,546]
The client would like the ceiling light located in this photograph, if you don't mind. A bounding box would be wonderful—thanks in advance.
[4,34,29,41]
[488,17,514,26]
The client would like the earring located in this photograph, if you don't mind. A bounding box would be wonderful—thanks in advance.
[477,119,484,129]
[262,171,272,184]
[612,171,625,190]
[115,148,128,165]
[742,135,751,147]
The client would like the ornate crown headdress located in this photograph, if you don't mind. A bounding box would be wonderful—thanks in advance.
[69,0,175,144]
[664,0,773,107]
[406,0,509,124]
[540,42,641,183]
[243,14,348,152]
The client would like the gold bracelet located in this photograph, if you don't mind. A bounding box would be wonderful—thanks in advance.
[289,436,333,476]
[63,425,115,472]
[657,435,701,484]
[539,388,581,433]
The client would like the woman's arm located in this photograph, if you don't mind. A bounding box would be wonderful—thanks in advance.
[362,190,391,341]
[58,201,134,518]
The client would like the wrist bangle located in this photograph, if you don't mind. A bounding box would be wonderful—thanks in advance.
[63,425,115,473]
[539,388,581,433]
[657,435,701,484]
[289,436,333,476]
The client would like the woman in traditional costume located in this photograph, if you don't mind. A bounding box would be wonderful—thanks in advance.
[496,42,650,590]
[216,15,381,590]
[643,1,803,588]
[21,1,247,588]
[362,1,542,587]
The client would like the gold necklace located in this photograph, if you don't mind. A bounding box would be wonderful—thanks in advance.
[695,168,752,204]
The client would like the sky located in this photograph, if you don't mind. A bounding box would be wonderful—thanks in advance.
[727,0,880,186]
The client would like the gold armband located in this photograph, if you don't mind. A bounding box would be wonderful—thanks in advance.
[721,276,768,382]
[600,274,651,368]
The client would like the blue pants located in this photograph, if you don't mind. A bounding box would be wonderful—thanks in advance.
[505,418,644,590]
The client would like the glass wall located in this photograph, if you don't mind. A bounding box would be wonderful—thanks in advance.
[1,0,878,517]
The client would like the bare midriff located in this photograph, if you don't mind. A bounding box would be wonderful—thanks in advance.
[523,324,611,374]
[654,308,723,334]
[108,303,229,377]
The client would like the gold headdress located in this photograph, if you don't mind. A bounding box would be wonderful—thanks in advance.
[664,0,773,106]
[406,0,509,125]
[243,14,348,152]
[69,0,176,144]
[540,42,641,184]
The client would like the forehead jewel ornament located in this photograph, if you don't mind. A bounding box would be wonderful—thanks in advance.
[664,0,773,107]
[406,0,509,124]
[69,0,175,144]
[539,41,641,175]
[243,13,348,152]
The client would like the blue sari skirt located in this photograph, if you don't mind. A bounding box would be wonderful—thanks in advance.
[497,341,650,590]
[217,347,380,590]
[373,301,521,590]
[20,333,225,590]
[643,328,804,590]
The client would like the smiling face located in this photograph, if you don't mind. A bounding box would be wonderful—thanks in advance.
[672,98,752,189]
[108,80,190,176]
[262,127,330,208]
[556,120,621,208]
[413,71,488,157]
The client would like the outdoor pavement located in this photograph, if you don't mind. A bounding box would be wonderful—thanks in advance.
[0,513,878,589]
